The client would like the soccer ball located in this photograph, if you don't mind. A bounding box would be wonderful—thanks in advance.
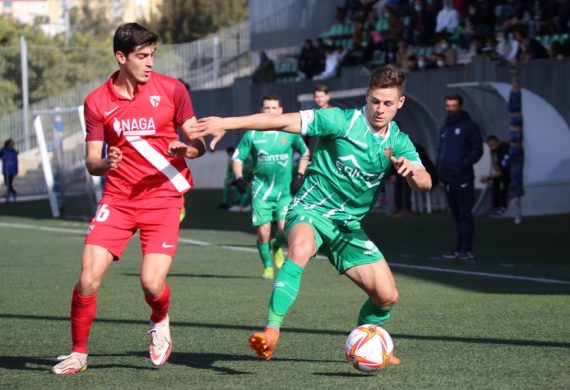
[345,324,394,372]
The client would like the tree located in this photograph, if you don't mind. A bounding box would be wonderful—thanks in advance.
[146,0,248,44]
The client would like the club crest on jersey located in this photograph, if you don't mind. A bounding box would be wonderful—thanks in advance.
[280,137,287,144]
[113,117,157,137]
[150,95,161,108]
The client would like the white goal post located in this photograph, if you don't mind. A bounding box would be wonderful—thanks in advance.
[32,106,101,219]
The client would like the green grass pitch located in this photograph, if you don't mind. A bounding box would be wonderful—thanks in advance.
[0,190,569,389]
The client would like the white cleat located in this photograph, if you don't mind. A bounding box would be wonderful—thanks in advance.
[51,352,87,375]
[149,315,172,366]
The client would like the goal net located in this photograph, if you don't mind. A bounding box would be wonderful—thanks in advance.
[32,106,101,219]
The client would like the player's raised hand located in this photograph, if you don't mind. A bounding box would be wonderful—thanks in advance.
[390,155,417,177]
[106,146,122,170]
[167,140,189,157]
[186,116,227,150]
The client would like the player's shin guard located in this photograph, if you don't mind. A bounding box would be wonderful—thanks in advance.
[71,288,97,354]
[256,241,272,268]
[267,259,304,328]
[145,283,170,324]
[357,298,393,326]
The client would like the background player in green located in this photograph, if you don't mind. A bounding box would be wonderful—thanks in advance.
[187,65,432,363]
[232,95,310,279]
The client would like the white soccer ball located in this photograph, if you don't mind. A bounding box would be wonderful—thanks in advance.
[345,324,395,372]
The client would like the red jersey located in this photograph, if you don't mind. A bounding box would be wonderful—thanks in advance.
[84,71,195,201]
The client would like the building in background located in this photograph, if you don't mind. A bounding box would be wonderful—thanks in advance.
[0,0,162,36]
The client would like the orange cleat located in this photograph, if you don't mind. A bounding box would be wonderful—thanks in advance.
[388,355,401,365]
[248,327,280,360]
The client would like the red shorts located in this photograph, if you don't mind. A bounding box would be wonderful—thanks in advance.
[85,196,183,260]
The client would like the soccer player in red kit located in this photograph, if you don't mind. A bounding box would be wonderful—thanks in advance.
[52,23,206,375]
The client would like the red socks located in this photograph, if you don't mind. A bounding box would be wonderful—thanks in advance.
[145,283,170,323]
[71,288,97,354]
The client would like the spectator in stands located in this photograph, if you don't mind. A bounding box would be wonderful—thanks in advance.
[0,138,18,202]
[417,54,432,70]
[305,84,333,159]
[432,52,446,68]
[480,135,510,217]
[252,51,276,84]
[549,40,566,59]
[409,0,437,46]
[298,39,325,80]
[315,45,342,80]
[338,0,365,23]
[436,0,460,35]
[403,54,420,72]
[396,39,414,69]
[443,46,458,66]
[468,1,495,40]
[511,24,549,62]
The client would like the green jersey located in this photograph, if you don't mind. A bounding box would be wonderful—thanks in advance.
[294,107,421,227]
[234,130,308,202]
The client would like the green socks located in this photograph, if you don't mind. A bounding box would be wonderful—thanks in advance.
[357,298,394,325]
[256,241,272,268]
[267,259,304,328]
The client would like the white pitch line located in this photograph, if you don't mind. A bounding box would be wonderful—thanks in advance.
[1,221,569,285]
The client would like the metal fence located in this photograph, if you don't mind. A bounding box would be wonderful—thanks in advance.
[0,21,251,152]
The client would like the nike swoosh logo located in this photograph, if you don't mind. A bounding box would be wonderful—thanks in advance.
[104,106,119,116]
[162,242,175,248]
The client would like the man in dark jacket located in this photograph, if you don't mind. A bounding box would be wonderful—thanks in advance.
[436,94,483,260]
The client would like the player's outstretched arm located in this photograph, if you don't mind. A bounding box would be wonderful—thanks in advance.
[85,141,122,176]
[390,156,432,191]
[186,113,302,150]
[170,117,206,159]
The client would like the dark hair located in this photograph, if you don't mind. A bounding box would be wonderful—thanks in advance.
[485,134,499,143]
[313,84,329,94]
[261,94,282,107]
[226,146,236,154]
[113,23,158,56]
[368,65,406,95]
[445,93,463,106]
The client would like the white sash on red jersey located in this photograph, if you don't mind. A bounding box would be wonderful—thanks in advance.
[125,135,191,193]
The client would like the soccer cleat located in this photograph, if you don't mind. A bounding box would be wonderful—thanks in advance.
[441,250,459,259]
[149,315,172,366]
[262,267,274,280]
[458,251,475,260]
[271,239,285,269]
[51,352,87,375]
[248,327,280,360]
[388,355,401,365]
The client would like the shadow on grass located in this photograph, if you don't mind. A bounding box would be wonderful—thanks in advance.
[2,313,570,350]
[314,371,376,377]
[0,355,150,372]
[122,272,260,280]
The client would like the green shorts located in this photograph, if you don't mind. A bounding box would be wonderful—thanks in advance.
[252,197,291,226]
[284,207,384,273]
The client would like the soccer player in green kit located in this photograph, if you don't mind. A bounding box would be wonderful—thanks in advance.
[232,95,310,279]
[186,65,432,363]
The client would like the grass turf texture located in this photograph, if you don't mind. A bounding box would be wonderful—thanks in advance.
[0,190,569,389]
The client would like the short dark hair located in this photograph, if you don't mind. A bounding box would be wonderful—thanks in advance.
[261,94,282,107]
[368,65,406,95]
[445,93,463,106]
[485,134,499,143]
[113,23,158,56]
[313,84,329,94]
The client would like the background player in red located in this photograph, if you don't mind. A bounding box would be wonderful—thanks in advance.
[52,23,206,375]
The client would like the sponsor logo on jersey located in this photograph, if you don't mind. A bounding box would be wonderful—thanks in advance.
[150,95,161,108]
[113,117,157,137]
[455,128,461,135]
[335,154,383,188]
[104,106,119,117]
[253,139,268,144]
[257,151,289,166]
